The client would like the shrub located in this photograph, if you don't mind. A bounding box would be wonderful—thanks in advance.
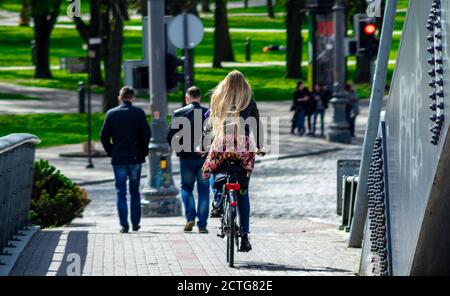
[30,160,90,228]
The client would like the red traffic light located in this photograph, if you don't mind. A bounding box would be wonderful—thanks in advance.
[364,23,377,35]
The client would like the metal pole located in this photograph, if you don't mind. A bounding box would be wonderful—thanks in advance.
[78,81,86,114]
[183,13,194,95]
[348,0,398,247]
[245,37,251,62]
[86,38,94,169]
[327,0,351,144]
[143,0,180,216]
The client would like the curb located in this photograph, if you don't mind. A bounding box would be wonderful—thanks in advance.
[78,147,342,187]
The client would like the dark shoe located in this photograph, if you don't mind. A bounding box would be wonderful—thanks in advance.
[120,226,129,233]
[198,227,209,234]
[210,208,223,218]
[239,236,252,252]
[132,225,141,232]
[184,221,195,232]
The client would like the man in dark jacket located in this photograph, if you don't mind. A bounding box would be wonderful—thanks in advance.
[100,86,151,233]
[167,86,210,233]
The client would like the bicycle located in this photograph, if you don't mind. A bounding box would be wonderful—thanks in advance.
[215,152,265,268]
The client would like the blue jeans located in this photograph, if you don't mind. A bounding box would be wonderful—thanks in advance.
[113,164,142,228]
[238,190,250,234]
[180,158,210,228]
[296,109,306,135]
[313,109,325,136]
[211,176,251,234]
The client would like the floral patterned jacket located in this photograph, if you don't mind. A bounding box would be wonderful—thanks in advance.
[202,134,256,179]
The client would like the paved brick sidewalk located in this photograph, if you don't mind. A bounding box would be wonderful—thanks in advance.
[10,148,362,276]
[10,217,359,276]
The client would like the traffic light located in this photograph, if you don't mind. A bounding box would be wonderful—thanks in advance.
[354,14,379,59]
[166,53,184,91]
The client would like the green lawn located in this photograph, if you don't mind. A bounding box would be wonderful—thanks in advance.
[228,4,285,14]
[0,113,105,147]
[0,1,21,12]
[0,17,401,102]
[0,26,292,67]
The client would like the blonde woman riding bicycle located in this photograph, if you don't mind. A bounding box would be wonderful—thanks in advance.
[201,70,264,252]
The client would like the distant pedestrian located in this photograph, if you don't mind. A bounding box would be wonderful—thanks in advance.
[167,86,210,234]
[312,83,326,137]
[344,83,360,137]
[291,81,310,136]
[100,86,151,233]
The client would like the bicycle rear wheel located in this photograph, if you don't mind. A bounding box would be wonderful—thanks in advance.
[227,196,237,268]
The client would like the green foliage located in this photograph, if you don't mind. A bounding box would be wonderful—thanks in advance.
[30,159,90,228]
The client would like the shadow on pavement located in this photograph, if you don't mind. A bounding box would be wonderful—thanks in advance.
[236,262,352,273]
[56,231,88,276]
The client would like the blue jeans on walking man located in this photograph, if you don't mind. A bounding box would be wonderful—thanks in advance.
[180,159,210,228]
[113,164,142,229]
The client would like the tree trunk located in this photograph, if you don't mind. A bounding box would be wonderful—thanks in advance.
[166,0,197,15]
[88,0,103,86]
[140,0,148,17]
[213,0,234,67]
[30,0,62,79]
[285,0,304,78]
[19,0,31,26]
[33,17,52,78]
[267,0,275,18]
[244,0,248,8]
[103,1,125,111]
[201,0,211,13]
[74,0,103,86]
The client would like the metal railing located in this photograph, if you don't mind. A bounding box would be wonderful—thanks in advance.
[0,134,40,254]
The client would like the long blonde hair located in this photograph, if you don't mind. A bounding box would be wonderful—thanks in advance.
[209,70,253,143]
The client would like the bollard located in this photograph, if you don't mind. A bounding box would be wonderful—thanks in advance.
[31,40,36,66]
[245,37,251,62]
[78,81,86,114]
[339,175,359,232]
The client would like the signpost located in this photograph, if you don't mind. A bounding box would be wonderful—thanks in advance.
[59,39,100,168]
[142,0,180,217]
[85,37,101,169]
[167,13,204,95]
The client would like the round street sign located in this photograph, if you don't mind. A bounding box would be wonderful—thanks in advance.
[168,13,204,49]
